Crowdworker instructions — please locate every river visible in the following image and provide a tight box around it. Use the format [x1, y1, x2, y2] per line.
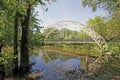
[4, 44, 120, 80]
[3, 44, 97, 80]
[29, 46, 96, 80]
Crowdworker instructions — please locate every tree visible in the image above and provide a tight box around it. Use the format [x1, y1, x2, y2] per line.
[19, 0, 56, 74]
[82, 0, 120, 41]
[87, 16, 108, 39]
[0, 0, 56, 75]
[82, 0, 120, 13]
[13, 0, 20, 75]
[106, 11, 120, 41]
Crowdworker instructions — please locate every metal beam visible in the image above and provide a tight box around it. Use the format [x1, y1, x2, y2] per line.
[44, 21, 108, 51]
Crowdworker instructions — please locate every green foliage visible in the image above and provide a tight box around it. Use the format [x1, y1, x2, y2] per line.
[87, 16, 120, 54]
[107, 42, 120, 54]
[87, 15, 120, 42]
[0, 0, 17, 45]
[29, 32, 45, 47]
[45, 28, 91, 40]
[90, 55, 120, 79]
[82, 0, 120, 41]
[77, 31, 91, 39]
[48, 29, 59, 40]
[0, 0, 56, 46]
[82, 0, 120, 13]
[0, 52, 14, 65]
[106, 11, 120, 40]
[87, 16, 108, 39]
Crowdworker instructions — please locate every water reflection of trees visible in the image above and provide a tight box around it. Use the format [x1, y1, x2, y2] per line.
[42, 50, 81, 62]
[45, 44, 101, 57]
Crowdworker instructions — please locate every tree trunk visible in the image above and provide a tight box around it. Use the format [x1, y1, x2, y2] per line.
[13, 12, 19, 75]
[0, 39, 5, 79]
[20, 6, 31, 74]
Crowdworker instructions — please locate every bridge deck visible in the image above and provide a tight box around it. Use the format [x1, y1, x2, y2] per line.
[43, 40, 95, 44]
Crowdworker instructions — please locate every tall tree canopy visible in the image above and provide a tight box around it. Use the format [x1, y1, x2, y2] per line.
[82, 0, 120, 13]
[0, 0, 56, 75]
[82, 0, 120, 42]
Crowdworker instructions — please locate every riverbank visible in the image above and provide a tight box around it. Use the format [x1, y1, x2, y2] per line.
[43, 44, 101, 58]
[85, 54, 120, 80]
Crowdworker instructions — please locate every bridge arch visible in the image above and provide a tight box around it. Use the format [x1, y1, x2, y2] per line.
[44, 21, 107, 51]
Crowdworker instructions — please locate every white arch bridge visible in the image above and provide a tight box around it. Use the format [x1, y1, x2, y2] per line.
[43, 21, 108, 51]
[42, 21, 111, 74]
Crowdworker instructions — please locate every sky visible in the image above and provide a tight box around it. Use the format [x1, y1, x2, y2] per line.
[35, 0, 107, 28]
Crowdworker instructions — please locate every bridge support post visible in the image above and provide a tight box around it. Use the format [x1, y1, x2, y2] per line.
[85, 54, 89, 72]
